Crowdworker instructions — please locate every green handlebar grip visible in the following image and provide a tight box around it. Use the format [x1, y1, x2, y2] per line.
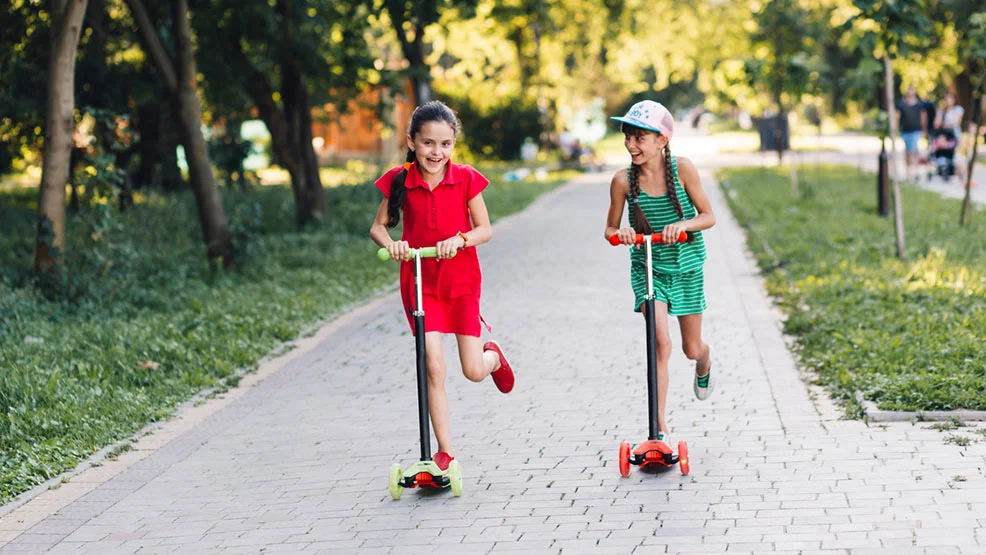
[376, 246, 445, 261]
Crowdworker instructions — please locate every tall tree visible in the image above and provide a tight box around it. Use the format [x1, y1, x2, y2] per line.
[123, 0, 232, 263]
[959, 13, 986, 226]
[378, 0, 479, 105]
[34, 0, 89, 273]
[929, 1, 986, 116]
[194, 0, 374, 227]
[847, 0, 932, 258]
[749, 0, 816, 163]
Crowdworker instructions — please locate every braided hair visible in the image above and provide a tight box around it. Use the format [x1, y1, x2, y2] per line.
[662, 143, 694, 243]
[627, 163, 654, 235]
[385, 101, 462, 228]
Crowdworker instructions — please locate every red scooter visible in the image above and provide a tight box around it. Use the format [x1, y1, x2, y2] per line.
[608, 232, 690, 477]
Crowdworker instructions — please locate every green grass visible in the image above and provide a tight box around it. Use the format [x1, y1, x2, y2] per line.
[718, 165, 986, 417]
[0, 163, 576, 504]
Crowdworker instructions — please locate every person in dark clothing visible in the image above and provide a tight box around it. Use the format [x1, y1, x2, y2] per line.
[895, 86, 928, 181]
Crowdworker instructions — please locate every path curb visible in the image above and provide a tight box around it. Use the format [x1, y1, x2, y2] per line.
[857, 392, 986, 422]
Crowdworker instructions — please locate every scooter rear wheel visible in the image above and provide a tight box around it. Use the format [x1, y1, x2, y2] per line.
[618, 442, 631, 477]
[677, 441, 690, 476]
[388, 463, 404, 500]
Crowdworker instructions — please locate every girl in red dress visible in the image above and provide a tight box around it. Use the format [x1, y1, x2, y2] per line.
[369, 101, 516, 471]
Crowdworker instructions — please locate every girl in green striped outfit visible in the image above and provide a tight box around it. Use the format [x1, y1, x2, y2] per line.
[604, 100, 717, 447]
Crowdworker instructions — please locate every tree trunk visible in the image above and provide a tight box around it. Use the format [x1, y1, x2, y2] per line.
[282, 73, 325, 226]
[35, 0, 88, 273]
[884, 56, 906, 259]
[133, 100, 184, 191]
[960, 74, 986, 226]
[408, 30, 432, 105]
[955, 70, 973, 127]
[385, 1, 432, 105]
[277, 0, 326, 227]
[773, 8, 785, 165]
[124, 0, 231, 264]
[170, 0, 231, 262]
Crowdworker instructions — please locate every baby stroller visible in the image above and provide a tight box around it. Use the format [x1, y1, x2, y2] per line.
[927, 128, 957, 181]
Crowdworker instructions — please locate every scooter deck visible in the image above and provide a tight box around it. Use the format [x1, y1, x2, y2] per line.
[631, 439, 678, 467]
[400, 460, 450, 489]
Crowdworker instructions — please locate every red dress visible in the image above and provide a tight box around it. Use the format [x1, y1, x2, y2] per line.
[375, 162, 489, 337]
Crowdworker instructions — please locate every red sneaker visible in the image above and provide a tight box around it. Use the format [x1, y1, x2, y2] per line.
[432, 451, 454, 472]
[484, 340, 515, 394]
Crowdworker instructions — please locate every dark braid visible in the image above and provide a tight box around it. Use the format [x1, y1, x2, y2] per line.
[385, 100, 462, 228]
[662, 143, 695, 243]
[627, 164, 654, 234]
[385, 149, 416, 228]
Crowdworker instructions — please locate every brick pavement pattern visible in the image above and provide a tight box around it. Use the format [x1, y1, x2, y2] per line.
[2, 168, 985, 554]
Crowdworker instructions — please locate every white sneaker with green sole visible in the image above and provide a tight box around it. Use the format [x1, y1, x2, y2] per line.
[693, 364, 715, 401]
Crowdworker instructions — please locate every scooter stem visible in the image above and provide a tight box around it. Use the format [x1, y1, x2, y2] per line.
[412, 249, 431, 461]
[643, 236, 660, 440]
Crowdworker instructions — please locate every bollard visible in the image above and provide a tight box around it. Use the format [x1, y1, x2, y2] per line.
[877, 140, 889, 217]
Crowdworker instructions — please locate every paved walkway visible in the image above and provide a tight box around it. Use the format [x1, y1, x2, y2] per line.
[1, 156, 985, 554]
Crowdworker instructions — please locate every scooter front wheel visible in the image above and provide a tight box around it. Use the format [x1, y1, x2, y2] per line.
[388, 463, 404, 500]
[619, 442, 631, 477]
[677, 441, 690, 476]
[448, 460, 463, 496]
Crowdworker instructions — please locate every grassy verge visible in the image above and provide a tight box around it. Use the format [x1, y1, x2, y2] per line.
[0, 163, 577, 505]
[717, 165, 986, 417]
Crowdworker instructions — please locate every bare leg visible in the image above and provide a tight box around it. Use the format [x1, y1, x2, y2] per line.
[424, 332, 453, 456]
[455, 334, 500, 383]
[643, 302, 673, 436]
[678, 313, 711, 376]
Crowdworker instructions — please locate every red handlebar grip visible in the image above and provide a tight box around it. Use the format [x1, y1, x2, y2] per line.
[608, 232, 689, 245]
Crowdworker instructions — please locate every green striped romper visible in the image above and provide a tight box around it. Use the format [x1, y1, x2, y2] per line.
[628, 156, 708, 315]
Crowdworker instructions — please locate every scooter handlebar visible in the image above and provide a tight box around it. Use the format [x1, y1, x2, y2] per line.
[376, 246, 448, 261]
[608, 232, 688, 246]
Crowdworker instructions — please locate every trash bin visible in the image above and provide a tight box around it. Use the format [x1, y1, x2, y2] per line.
[757, 114, 790, 152]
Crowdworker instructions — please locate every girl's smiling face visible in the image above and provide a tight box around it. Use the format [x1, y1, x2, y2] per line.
[623, 126, 666, 165]
[408, 121, 457, 177]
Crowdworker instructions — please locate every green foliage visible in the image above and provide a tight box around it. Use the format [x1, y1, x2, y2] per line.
[748, 0, 819, 109]
[193, 0, 376, 110]
[719, 164, 986, 415]
[0, 163, 572, 504]
[440, 91, 544, 160]
[846, 0, 933, 59]
[207, 122, 257, 190]
[0, 1, 50, 164]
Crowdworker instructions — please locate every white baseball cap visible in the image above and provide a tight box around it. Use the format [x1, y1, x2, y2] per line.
[611, 100, 674, 140]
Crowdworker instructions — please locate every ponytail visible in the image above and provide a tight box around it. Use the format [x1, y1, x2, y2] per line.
[386, 150, 416, 228]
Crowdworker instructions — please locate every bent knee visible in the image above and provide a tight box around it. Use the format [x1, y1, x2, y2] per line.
[682, 341, 706, 361]
[461, 364, 486, 383]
